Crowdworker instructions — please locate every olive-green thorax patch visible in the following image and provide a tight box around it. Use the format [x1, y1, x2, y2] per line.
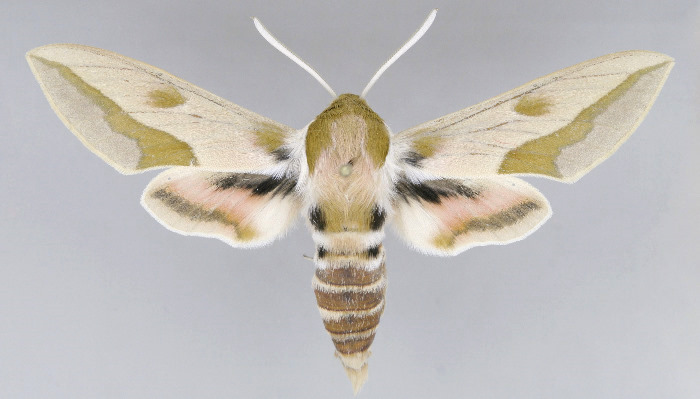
[306, 94, 390, 174]
[148, 86, 186, 108]
[514, 94, 552, 116]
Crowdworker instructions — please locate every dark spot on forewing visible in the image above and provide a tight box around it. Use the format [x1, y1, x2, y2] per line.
[402, 151, 425, 167]
[271, 147, 291, 161]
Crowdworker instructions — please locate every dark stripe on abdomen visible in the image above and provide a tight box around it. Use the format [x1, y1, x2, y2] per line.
[312, 246, 387, 357]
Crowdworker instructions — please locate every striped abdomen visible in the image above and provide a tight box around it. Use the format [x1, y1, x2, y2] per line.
[312, 239, 387, 393]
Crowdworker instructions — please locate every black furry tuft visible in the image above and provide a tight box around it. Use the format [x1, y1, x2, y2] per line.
[309, 206, 326, 231]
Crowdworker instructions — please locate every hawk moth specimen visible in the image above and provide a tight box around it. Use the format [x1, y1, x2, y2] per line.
[27, 10, 672, 394]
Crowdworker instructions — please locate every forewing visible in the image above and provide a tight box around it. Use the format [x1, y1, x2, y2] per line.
[142, 168, 302, 247]
[393, 51, 673, 183]
[392, 176, 551, 256]
[27, 44, 297, 174]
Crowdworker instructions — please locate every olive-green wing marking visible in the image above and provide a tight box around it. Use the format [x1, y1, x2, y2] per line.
[27, 44, 297, 175]
[394, 51, 673, 183]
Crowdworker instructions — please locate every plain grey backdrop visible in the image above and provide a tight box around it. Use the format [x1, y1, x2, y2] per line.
[2, 1, 699, 398]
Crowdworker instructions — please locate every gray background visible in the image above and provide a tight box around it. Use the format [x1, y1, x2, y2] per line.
[2, 1, 699, 398]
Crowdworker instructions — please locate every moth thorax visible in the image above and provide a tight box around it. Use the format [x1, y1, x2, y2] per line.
[305, 94, 390, 234]
[305, 94, 389, 176]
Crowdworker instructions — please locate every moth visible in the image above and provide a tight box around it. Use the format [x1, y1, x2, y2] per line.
[27, 9, 672, 394]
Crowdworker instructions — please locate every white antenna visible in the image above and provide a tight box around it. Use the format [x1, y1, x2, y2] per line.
[253, 17, 337, 98]
[361, 9, 437, 99]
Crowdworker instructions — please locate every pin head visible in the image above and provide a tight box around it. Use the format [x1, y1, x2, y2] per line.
[339, 163, 353, 176]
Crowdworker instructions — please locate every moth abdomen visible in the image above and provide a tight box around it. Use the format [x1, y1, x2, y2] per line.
[312, 241, 387, 392]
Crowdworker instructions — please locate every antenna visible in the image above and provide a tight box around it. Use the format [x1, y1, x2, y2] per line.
[253, 17, 337, 98]
[361, 9, 437, 99]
